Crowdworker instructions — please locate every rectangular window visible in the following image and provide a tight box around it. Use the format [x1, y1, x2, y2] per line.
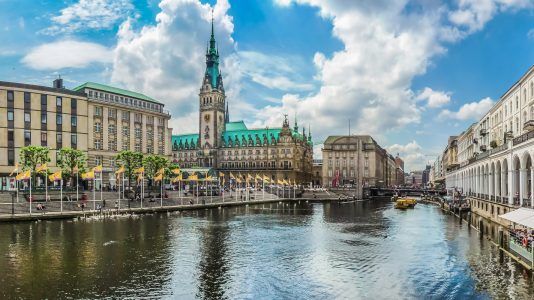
[8, 149, 15, 166]
[71, 98, 77, 109]
[94, 106, 102, 116]
[41, 113, 47, 124]
[7, 130, 14, 146]
[56, 96, 62, 107]
[56, 114, 62, 125]
[57, 132, 62, 144]
[88, 90, 93, 98]
[7, 111, 14, 121]
[71, 116, 77, 127]
[71, 134, 77, 146]
[122, 111, 130, 121]
[24, 92, 30, 104]
[7, 91, 14, 102]
[24, 112, 31, 123]
[24, 130, 31, 145]
[41, 132, 47, 145]
[41, 94, 47, 106]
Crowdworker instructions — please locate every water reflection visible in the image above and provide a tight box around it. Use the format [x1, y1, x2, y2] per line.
[1, 200, 534, 299]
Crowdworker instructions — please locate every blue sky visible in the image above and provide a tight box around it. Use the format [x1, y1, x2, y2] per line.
[0, 0, 533, 171]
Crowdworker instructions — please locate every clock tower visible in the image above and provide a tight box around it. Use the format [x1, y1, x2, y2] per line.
[198, 17, 226, 167]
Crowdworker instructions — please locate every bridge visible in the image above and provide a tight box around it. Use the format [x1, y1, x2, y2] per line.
[365, 187, 447, 197]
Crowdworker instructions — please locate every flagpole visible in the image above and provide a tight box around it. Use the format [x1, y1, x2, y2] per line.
[45, 171, 48, 202]
[196, 179, 199, 204]
[263, 177, 265, 201]
[121, 172, 124, 210]
[16, 169, 19, 203]
[93, 176, 96, 210]
[222, 178, 225, 203]
[60, 179, 63, 213]
[160, 176, 163, 207]
[100, 171, 103, 207]
[29, 173, 32, 216]
[141, 173, 144, 209]
[76, 171, 79, 202]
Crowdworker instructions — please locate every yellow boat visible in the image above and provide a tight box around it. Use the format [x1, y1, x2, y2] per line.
[395, 197, 417, 209]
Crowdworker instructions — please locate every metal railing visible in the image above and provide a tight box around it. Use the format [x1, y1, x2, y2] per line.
[513, 130, 534, 146]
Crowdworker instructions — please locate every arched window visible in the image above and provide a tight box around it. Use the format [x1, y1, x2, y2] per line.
[531, 106, 534, 120]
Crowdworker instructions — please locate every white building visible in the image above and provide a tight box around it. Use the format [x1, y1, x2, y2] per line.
[446, 65, 534, 207]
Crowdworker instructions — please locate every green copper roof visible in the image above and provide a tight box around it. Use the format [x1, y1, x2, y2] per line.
[72, 82, 162, 104]
[172, 121, 312, 149]
[225, 121, 248, 131]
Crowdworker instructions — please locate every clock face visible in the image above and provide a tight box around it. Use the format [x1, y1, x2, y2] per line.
[204, 114, 210, 122]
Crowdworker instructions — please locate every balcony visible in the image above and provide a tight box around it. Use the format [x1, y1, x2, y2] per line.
[523, 120, 534, 132]
[479, 128, 487, 136]
[473, 138, 478, 144]
[513, 130, 534, 146]
[480, 145, 487, 152]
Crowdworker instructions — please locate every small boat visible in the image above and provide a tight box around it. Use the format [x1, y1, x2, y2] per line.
[395, 197, 417, 209]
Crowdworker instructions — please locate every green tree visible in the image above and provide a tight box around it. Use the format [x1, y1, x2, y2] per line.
[19, 146, 50, 186]
[116, 150, 144, 194]
[143, 155, 169, 189]
[57, 148, 87, 188]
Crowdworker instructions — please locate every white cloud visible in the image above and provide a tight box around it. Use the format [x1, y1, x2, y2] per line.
[448, 0, 533, 35]
[416, 87, 451, 108]
[528, 28, 534, 39]
[42, 0, 134, 35]
[439, 97, 494, 120]
[387, 140, 427, 172]
[235, 51, 316, 92]
[111, 0, 236, 134]
[22, 40, 112, 70]
[274, 0, 293, 7]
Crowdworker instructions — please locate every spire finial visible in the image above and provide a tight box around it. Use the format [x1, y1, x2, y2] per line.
[211, 9, 214, 38]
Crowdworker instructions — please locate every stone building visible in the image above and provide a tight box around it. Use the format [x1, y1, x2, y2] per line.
[321, 135, 396, 191]
[0, 79, 89, 190]
[73, 82, 173, 188]
[445, 65, 534, 207]
[171, 22, 314, 183]
[0, 77, 173, 190]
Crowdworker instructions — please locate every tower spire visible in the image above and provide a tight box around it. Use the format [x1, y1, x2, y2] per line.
[294, 112, 298, 132]
[225, 101, 229, 123]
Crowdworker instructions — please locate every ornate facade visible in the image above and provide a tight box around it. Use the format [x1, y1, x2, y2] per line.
[171, 22, 314, 183]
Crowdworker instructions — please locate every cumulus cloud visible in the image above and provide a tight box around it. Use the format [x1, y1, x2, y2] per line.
[42, 0, 134, 35]
[234, 51, 316, 91]
[22, 40, 112, 70]
[416, 87, 451, 108]
[528, 28, 534, 39]
[111, 0, 236, 134]
[387, 140, 427, 172]
[439, 97, 494, 120]
[448, 0, 533, 35]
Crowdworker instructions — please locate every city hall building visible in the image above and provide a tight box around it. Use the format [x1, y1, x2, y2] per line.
[171, 24, 314, 183]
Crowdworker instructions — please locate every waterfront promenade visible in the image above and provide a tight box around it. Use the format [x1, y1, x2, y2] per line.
[0, 189, 346, 222]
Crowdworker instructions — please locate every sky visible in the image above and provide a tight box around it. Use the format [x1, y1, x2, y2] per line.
[0, 0, 533, 172]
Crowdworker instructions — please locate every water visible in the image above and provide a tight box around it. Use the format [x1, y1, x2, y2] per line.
[0, 199, 533, 299]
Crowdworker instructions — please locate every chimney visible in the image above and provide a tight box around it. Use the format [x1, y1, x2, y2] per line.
[53, 75, 64, 89]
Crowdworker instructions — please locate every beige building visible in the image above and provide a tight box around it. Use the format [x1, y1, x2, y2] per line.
[321, 135, 397, 191]
[73, 82, 172, 188]
[0, 79, 89, 189]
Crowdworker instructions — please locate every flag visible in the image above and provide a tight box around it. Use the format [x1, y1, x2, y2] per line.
[172, 173, 182, 183]
[156, 168, 165, 176]
[172, 168, 181, 175]
[219, 171, 225, 178]
[49, 171, 62, 182]
[36, 163, 48, 173]
[16, 170, 30, 181]
[236, 177, 242, 184]
[154, 173, 163, 182]
[189, 173, 198, 181]
[134, 166, 144, 174]
[137, 173, 144, 184]
[206, 175, 213, 181]
[81, 170, 95, 180]
[283, 179, 288, 185]
[229, 172, 235, 179]
[256, 174, 262, 180]
[9, 163, 18, 176]
[263, 175, 270, 182]
[92, 165, 103, 173]
[115, 165, 125, 175]
[277, 179, 283, 185]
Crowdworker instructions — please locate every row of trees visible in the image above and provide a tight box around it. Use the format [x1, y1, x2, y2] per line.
[16, 146, 174, 191]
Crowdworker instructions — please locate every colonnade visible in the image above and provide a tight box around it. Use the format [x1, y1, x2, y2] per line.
[447, 151, 534, 208]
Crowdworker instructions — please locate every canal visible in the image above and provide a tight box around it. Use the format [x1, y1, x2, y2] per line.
[0, 199, 533, 299]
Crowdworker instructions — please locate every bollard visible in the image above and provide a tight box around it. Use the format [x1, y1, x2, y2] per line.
[498, 226, 504, 248]
[468, 212, 471, 227]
